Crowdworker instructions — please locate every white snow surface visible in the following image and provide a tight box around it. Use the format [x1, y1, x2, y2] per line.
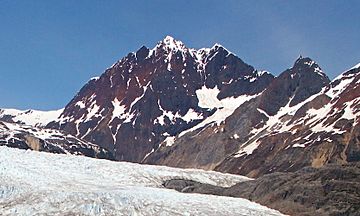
[182, 108, 203, 123]
[179, 86, 259, 137]
[163, 136, 176, 147]
[111, 98, 127, 121]
[0, 108, 63, 127]
[0, 146, 284, 216]
[196, 86, 223, 109]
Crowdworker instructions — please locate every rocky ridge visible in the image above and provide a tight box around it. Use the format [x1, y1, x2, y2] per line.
[0, 121, 113, 159]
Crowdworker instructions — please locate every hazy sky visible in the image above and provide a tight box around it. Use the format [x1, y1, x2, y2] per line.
[1, 0, 359, 110]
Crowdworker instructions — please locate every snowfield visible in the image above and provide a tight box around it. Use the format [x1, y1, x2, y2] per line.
[0, 147, 284, 216]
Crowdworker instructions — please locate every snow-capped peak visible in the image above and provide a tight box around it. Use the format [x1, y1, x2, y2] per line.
[144, 36, 237, 66]
[294, 56, 311, 65]
[162, 35, 182, 45]
[292, 56, 327, 77]
[211, 43, 232, 55]
[146, 36, 188, 59]
[293, 56, 318, 68]
[159, 35, 187, 52]
[257, 70, 271, 76]
[211, 43, 225, 50]
[296, 54, 303, 60]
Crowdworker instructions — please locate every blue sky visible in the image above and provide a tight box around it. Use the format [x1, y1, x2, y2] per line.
[1, 0, 359, 110]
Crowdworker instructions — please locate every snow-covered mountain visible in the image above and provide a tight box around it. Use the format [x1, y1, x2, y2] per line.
[0, 108, 63, 127]
[47, 36, 274, 162]
[0, 121, 113, 159]
[0, 146, 284, 216]
[146, 58, 360, 177]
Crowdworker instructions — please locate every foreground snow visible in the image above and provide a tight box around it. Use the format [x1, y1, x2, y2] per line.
[0, 147, 284, 216]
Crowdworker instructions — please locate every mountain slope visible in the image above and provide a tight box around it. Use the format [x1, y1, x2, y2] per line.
[146, 59, 360, 177]
[0, 146, 284, 216]
[0, 121, 113, 159]
[215, 62, 360, 177]
[47, 36, 274, 162]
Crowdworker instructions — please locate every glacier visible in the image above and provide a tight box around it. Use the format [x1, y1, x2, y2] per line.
[0, 146, 284, 216]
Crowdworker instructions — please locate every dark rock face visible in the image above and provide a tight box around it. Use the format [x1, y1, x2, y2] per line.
[258, 56, 330, 115]
[47, 36, 273, 162]
[0, 121, 114, 159]
[163, 162, 360, 216]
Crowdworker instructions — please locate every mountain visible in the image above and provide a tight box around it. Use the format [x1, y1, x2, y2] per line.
[0, 146, 284, 216]
[0, 121, 113, 159]
[146, 59, 360, 177]
[47, 36, 274, 162]
[0, 108, 63, 127]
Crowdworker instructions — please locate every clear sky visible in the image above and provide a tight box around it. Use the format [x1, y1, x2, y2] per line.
[1, 0, 359, 110]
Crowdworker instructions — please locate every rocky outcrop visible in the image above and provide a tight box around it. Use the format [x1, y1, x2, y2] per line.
[164, 162, 360, 216]
[0, 121, 114, 159]
[23, 135, 42, 151]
